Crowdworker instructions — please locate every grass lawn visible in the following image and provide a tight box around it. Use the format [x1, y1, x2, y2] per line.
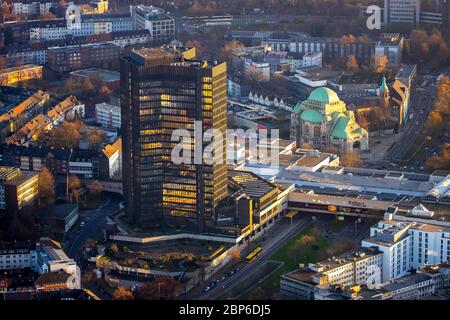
[241, 224, 330, 299]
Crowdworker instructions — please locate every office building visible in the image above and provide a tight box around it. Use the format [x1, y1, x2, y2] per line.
[0, 141, 121, 180]
[263, 33, 374, 64]
[38, 204, 79, 236]
[0, 64, 43, 86]
[120, 46, 228, 232]
[46, 43, 120, 72]
[0, 166, 39, 212]
[130, 5, 175, 41]
[0, 90, 49, 139]
[384, 0, 421, 24]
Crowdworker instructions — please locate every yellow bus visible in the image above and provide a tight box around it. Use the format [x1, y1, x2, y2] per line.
[246, 247, 263, 262]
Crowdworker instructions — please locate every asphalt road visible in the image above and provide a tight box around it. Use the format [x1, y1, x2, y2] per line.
[384, 83, 436, 163]
[66, 197, 120, 260]
[196, 215, 311, 300]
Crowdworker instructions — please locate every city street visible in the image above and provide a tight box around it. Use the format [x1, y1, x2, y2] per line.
[195, 215, 312, 300]
[383, 79, 437, 164]
[65, 196, 121, 260]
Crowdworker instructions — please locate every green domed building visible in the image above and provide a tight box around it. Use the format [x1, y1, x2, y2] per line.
[291, 87, 369, 152]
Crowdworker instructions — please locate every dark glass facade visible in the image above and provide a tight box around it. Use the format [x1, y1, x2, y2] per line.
[120, 47, 228, 232]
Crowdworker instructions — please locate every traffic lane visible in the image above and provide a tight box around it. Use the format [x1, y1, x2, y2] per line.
[68, 211, 104, 259]
[385, 87, 435, 161]
[198, 216, 311, 300]
[384, 94, 424, 160]
[207, 218, 310, 299]
[67, 198, 119, 259]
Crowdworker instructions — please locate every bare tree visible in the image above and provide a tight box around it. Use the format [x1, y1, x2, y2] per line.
[340, 150, 362, 167]
[47, 120, 85, 148]
[90, 180, 103, 203]
[228, 247, 241, 266]
[113, 288, 134, 300]
[346, 55, 359, 71]
[87, 128, 105, 149]
[68, 175, 82, 203]
[38, 167, 55, 206]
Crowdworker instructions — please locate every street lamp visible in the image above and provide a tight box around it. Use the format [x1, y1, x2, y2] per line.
[66, 148, 73, 202]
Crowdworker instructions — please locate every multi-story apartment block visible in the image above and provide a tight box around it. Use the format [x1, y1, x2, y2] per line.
[0, 144, 68, 174]
[120, 46, 228, 231]
[29, 19, 68, 41]
[280, 247, 383, 300]
[0, 64, 43, 86]
[95, 102, 121, 129]
[4, 95, 84, 146]
[0, 90, 49, 139]
[2, 49, 46, 66]
[11, 1, 54, 15]
[5, 113, 53, 145]
[46, 96, 85, 126]
[46, 43, 120, 72]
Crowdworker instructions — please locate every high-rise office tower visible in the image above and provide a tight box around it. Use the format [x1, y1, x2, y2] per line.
[120, 46, 228, 233]
[384, 0, 421, 24]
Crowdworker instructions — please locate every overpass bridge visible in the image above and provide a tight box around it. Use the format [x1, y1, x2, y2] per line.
[287, 190, 397, 219]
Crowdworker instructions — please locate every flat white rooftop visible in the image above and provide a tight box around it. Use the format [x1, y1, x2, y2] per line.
[275, 169, 438, 197]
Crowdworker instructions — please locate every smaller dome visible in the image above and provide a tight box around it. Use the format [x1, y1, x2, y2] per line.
[300, 109, 323, 123]
[308, 87, 340, 104]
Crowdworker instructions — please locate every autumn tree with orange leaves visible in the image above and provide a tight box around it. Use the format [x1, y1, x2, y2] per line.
[113, 288, 134, 300]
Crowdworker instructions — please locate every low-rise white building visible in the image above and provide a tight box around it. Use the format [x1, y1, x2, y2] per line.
[248, 92, 292, 111]
[12, 1, 53, 15]
[0, 238, 80, 290]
